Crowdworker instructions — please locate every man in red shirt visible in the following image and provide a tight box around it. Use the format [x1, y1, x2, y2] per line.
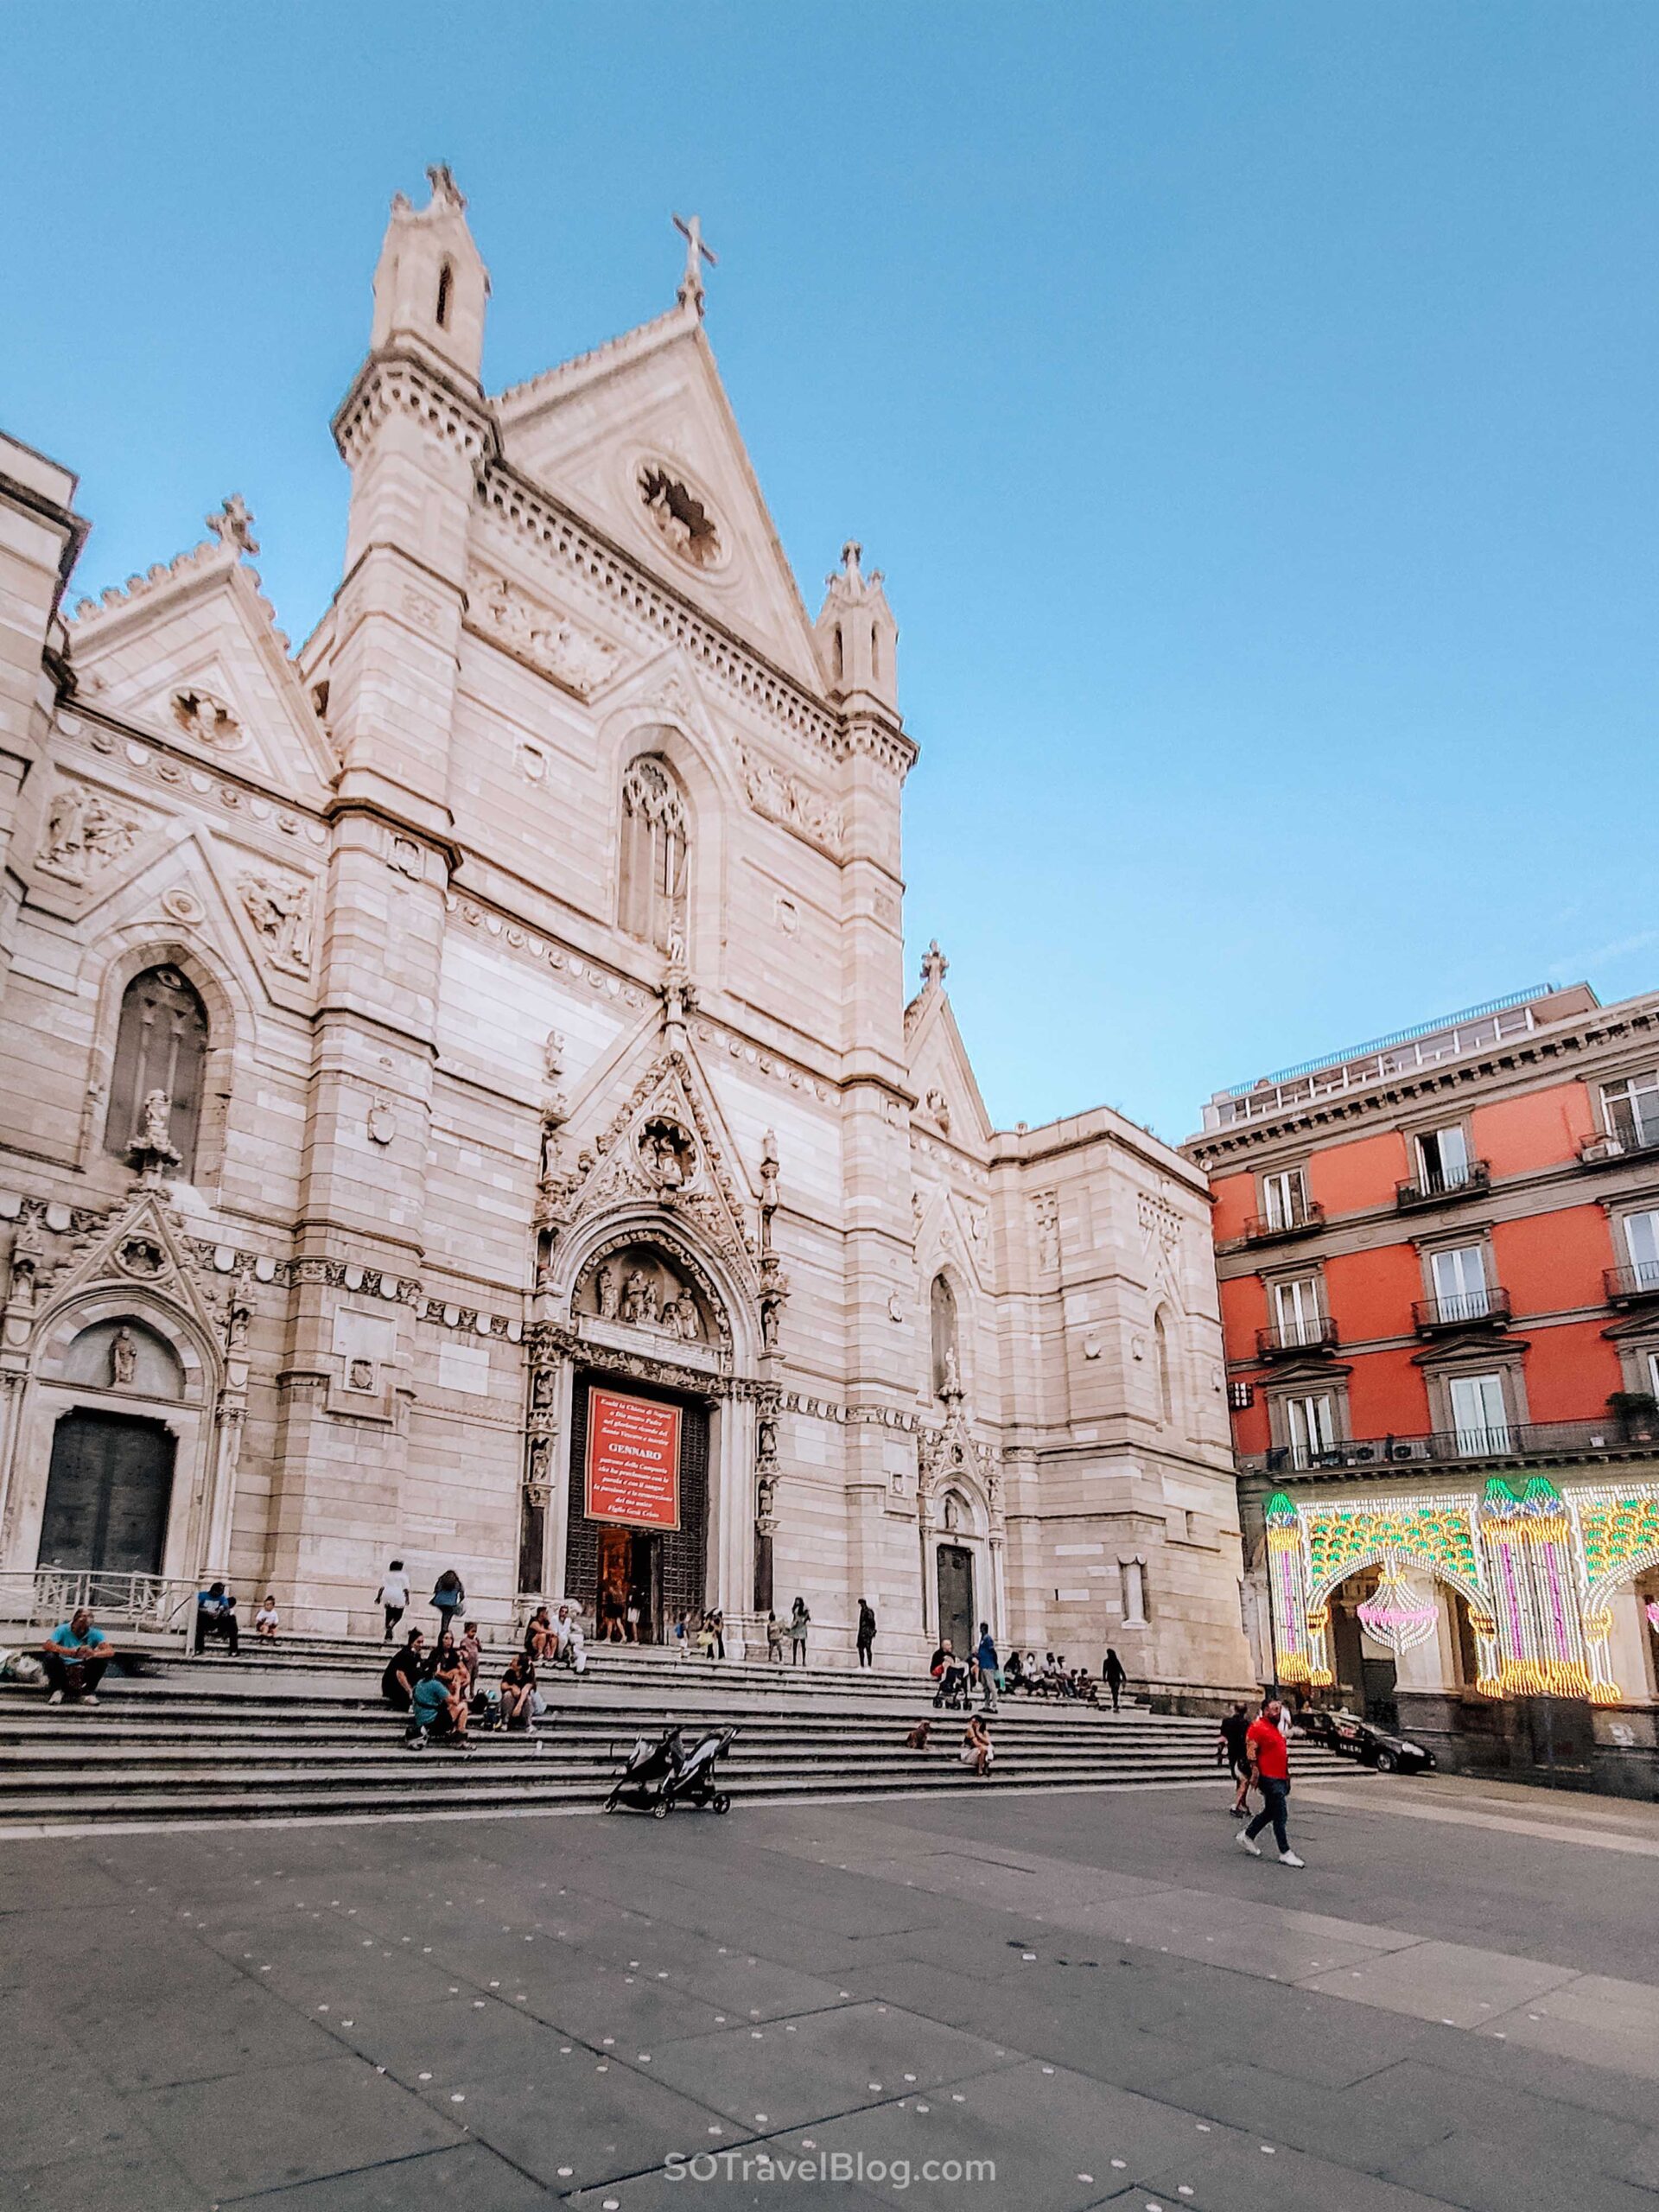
[1236, 1696, 1305, 1867]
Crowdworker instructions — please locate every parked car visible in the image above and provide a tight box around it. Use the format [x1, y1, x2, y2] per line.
[1293, 1706, 1435, 1774]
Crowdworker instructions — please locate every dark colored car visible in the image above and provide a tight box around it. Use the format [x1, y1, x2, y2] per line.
[1293, 1706, 1435, 1774]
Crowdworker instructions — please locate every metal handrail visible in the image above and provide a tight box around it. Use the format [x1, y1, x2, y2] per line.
[1605, 1264, 1659, 1306]
[1396, 1162, 1491, 1209]
[1255, 1316, 1340, 1358]
[0, 1568, 200, 1632]
[1242, 1412, 1659, 1476]
[1412, 1288, 1511, 1332]
[1243, 1202, 1325, 1243]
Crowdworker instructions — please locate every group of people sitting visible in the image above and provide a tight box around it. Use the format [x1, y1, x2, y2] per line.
[379, 1604, 591, 1748]
[1006, 1650, 1104, 1704]
[191, 1582, 281, 1656]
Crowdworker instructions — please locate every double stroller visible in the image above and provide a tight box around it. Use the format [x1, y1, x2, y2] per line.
[604, 1724, 738, 1818]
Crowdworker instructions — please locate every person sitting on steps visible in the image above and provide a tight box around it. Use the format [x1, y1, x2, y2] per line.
[498, 1650, 537, 1730]
[960, 1713, 995, 1778]
[193, 1581, 239, 1657]
[380, 1629, 424, 1711]
[41, 1609, 111, 1707]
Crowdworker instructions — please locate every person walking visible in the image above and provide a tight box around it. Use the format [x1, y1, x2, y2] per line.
[765, 1609, 784, 1662]
[1218, 1701, 1253, 1817]
[378, 1560, 410, 1641]
[1103, 1646, 1128, 1713]
[788, 1595, 810, 1666]
[855, 1598, 876, 1669]
[1236, 1696, 1304, 1867]
[431, 1568, 465, 1643]
[974, 1622, 999, 1712]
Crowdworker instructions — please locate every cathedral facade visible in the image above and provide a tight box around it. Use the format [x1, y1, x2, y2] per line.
[0, 171, 1248, 1688]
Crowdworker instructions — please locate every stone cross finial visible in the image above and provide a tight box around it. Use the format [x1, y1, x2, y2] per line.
[206, 495, 258, 557]
[426, 162, 466, 210]
[673, 213, 718, 314]
[921, 940, 949, 991]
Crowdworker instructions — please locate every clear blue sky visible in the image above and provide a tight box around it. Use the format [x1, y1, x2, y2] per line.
[6, 4, 1656, 1141]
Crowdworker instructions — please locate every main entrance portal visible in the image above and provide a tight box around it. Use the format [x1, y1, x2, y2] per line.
[566, 1375, 708, 1643]
[937, 1542, 976, 1662]
[38, 1410, 175, 1579]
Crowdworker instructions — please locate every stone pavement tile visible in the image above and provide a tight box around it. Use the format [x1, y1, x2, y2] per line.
[1476, 1971, 1659, 2080]
[1081, 1888, 1415, 1981]
[1408, 2018, 1659, 2126]
[67, 1974, 334, 2091]
[0, 1860, 130, 1916]
[517, 1958, 728, 2045]
[310, 1987, 554, 2087]
[1135, 2135, 1459, 2212]
[429, 2051, 732, 2191]
[1296, 1937, 1580, 2027]
[563, 2144, 894, 2211]
[613, 1927, 851, 2022]
[0, 2068, 152, 2171]
[764, 2057, 1239, 2212]
[1388, 2129, 1659, 2212]
[1153, 2057, 1459, 2176]
[1613, 2132, 1659, 2192]
[644, 1999, 1016, 2132]
[210, 1927, 466, 2016]
[1368, 2057, 1646, 2176]
[132, 2050, 465, 2196]
[1134, 1972, 1440, 2087]
[216, 2142, 556, 2210]
[7, 2143, 204, 2212]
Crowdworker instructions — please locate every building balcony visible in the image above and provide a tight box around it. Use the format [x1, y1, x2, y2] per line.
[1578, 1128, 1659, 1169]
[1241, 1201, 1325, 1247]
[1411, 1287, 1511, 1336]
[1242, 1409, 1659, 1478]
[1395, 1161, 1491, 1211]
[1605, 1264, 1659, 1310]
[1255, 1315, 1341, 1362]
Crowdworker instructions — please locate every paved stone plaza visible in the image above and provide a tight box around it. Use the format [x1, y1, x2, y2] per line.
[7, 1773, 1659, 2211]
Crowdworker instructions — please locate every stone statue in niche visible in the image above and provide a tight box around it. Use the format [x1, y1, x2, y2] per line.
[128, 1091, 181, 1180]
[638, 1116, 696, 1189]
[620, 1268, 658, 1327]
[110, 1327, 137, 1388]
[660, 1292, 701, 1343]
[531, 1367, 556, 1411]
[594, 1263, 620, 1321]
[543, 1030, 565, 1082]
[238, 871, 313, 969]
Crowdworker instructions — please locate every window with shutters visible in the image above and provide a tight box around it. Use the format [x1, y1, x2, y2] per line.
[104, 967, 208, 1179]
[617, 757, 689, 950]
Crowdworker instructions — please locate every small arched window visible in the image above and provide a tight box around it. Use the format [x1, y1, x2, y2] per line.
[618, 755, 689, 951]
[1154, 1310, 1174, 1426]
[105, 965, 208, 1179]
[831, 625, 844, 682]
[930, 1273, 958, 1396]
[435, 261, 454, 330]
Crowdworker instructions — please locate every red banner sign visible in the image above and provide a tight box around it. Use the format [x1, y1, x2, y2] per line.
[585, 1388, 682, 1530]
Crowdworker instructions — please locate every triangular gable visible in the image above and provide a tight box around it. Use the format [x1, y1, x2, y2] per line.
[66, 537, 335, 801]
[495, 309, 824, 691]
[45, 1184, 226, 1346]
[906, 986, 995, 1150]
[539, 1028, 760, 1290]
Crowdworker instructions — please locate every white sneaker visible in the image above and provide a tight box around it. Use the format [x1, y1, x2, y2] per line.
[82, 1694, 99, 1707]
[1235, 1830, 1261, 1857]
[47, 1690, 63, 1707]
[1279, 1851, 1305, 1868]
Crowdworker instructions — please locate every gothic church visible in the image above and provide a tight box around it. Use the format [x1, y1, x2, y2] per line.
[0, 169, 1247, 1686]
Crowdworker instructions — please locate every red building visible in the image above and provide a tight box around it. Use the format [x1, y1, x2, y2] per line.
[1184, 983, 1659, 1764]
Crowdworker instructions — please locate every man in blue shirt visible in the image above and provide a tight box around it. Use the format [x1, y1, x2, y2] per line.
[194, 1580, 240, 1656]
[41, 1609, 111, 1705]
[975, 1622, 1000, 1713]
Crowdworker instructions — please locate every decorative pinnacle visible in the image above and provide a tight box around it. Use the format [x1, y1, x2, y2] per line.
[920, 940, 948, 991]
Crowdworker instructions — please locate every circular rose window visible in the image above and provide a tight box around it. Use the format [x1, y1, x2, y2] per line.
[637, 461, 722, 570]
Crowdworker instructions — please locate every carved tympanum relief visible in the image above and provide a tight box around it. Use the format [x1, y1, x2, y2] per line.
[40, 782, 141, 881]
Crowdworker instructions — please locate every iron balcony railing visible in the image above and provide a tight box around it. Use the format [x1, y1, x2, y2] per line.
[1242, 1200, 1325, 1246]
[1605, 1263, 1659, 1308]
[1255, 1315, 1341, 1361]
[1412, 1287, 1511, 1334]
[1395, 1160, 1491, 1211]
[0, 1568, 199, 1632]
[1241, 1412, 1659, 1477]
[1579, 1126, 1659, 1168]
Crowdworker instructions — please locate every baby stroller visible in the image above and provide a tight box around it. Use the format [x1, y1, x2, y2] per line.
[604, 1726, 685, 1816]
[932, 1662, 970, 1711]
[662, 1726, 737, 1815]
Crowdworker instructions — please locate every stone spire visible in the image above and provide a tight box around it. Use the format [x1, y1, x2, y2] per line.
[369, 163, 491, 389]
[815, 539, 899, 709]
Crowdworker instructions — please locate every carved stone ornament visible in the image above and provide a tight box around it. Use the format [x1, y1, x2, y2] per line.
[925, 1087, 952, 1135]
[109, 1327, 137, 1386]
[733, 740, 844, 855]
[238, 870, 313, 970]
[347, 1357, 375, 1391]
[40, 781, 141, 881]
[171, 688, 244, 750]
[115, 1235, 167, 1280]
[160, 887, 206, 925]
[637, 1115, 697, 1191]
[637, 460, 722, 570]
[128, 1090, 182, 1181]
[366, 1098, 397, 1147]
[473, 570, 621, 698]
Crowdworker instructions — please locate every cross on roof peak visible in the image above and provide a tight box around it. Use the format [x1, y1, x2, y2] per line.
[673, 213, 717, 315]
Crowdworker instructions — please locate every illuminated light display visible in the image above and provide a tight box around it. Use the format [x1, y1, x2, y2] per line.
[1262, 1477, 1659, 1706]
[1356, 1554, 1440, 1656]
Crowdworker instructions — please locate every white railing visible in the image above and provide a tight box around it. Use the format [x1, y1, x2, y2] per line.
[0, 1568, 198, 1632]
[1209, 1002, 1539, 1129]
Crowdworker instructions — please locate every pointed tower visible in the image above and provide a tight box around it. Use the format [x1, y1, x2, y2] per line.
[368, 163, 490, 391]
[815, 541, 899, 711]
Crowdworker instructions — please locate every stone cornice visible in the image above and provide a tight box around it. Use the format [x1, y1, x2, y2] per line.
[332, 351, 499, 474]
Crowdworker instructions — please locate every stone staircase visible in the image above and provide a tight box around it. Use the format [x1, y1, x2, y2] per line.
[0, 1635, 1349, 1832]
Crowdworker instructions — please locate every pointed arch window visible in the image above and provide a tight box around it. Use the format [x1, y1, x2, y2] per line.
[930, 1273, 958, 1397]
[105, 966, 208, 1179]
[435, 261, 454, 330]
[618, 755, 689, 951]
